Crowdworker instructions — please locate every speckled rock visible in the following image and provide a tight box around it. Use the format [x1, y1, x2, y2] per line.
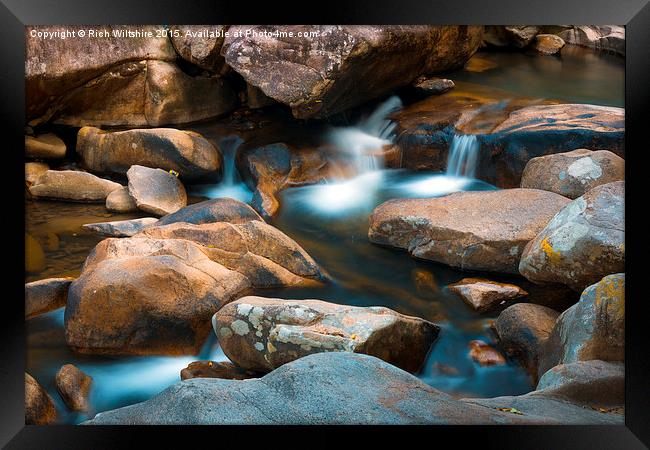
[412, 76, 455, 95]
[369, 189, 571, 273]
[180, 361, 260, 381]
[553, 26, 624, 56]
[82, 217, 159, 237]
[25, 133, 67, 159]
[519, 181, 624, 291]
[538, 274, 624, 377]
[105, 186, 138, 213]
[169, 25, 229, 73]
[448, 278, 528, 312]
[127, 165, 187, 216]
[25, 162, 50, 186]
[25, 277, 73, 319]
[532, 34, 565, 55]
[157, 198, 262, 226]
[520, 149, 624, 199]
[55, 364, 93, 411]
[29, 170, 122, 202]
[468, 340, 506, 366]
[25, 373, 57, 425]
[213, 296, 439, 373]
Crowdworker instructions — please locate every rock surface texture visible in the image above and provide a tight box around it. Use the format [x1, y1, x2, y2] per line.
[126, 165, 188, 216]
[82, 218, 159, 237]
[29, 170, 122, 202]
[448, 278, 528, 312]
[25, 277, 74, 319]
[55, 364, 93, 411]
[25, 373, 57, 425]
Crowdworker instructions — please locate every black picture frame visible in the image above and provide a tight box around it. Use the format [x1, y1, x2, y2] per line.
[2, 0, 648, 447]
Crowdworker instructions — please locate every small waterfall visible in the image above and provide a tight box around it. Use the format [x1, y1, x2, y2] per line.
[219, 135, 244, 186]
[446, 134, 479, 178]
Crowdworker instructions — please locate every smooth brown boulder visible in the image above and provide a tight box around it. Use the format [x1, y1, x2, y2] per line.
[520, 149, 624, 199]
[369, 189, 571, 273]
[532, 34, 565, 55]
[127, 165, 187, 216]
[82, 217, 159, 238]
[222, 25, 482, 119]
[29, 170, 122, 202]
[25, 162, 50, 186]
[77, 127, 222, 183]
[105, 186, 138, 213]
[55, 364, 93, 411]
[25, 277, 73, 319]
[25, 373, 57, 425]
[213, 296, 439, 373]
[157, 197, 262, 226]
[448, 278, 528, 312]
[25, 133, 66, 159]
[169, 25, 229, 73]
[180, 361, 260, 381]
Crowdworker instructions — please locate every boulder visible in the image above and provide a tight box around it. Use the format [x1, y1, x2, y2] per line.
[25, 373, 57, 425]
[25, 277, 73, 319]
[28, 170, 122, 202]
[246, 84, 276, 109]
[77, 127, 222, 183]
[180, 361, 260, 381]
[157, 198, 262, 226]
[222, 26, 483, 119]
[520, 149, 624, 199]
[412, 76, 455, 95]
[83, 352, 619, 425]
[504, 26, 541, 48]
[495, 303, 559, 377]
[82, 217, 159, 238]
[127, 165, 187, 216]
[213, 296, 439, 373]
[368, 189, 571, 273]
[25, 162, 49, 186]
[25, 233, 45, 273]
[552, 26, 625, 56]
[55, 364, 93, 411]
[105, 186, 138, 213]
[519, 181, 624, 291]
[468, 340, 506, 366]
[169, 25, 229, 73]
[25, 133, 66, 159]
[532, 34, 565, 55]
[448, 278, 528, 312]
[538, 274, 624, 377]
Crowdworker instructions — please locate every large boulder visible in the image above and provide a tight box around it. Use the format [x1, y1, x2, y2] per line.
[447, 278, 528, 312]
[519, 181, 624, 291]
[520, 149, 624, 199]
[28, 170, 122, 202]
[538, 274, 624, 377]
[532, 34, 565, 55]
[25, 277, 73, 319]
[83, 352, 619, 425]
[55, 364, 93, 412]
[368, 189, 571, 273]
[157, 198, 263, 226]
[169, 25, 229, 73]
[222, 26, 483, 119]
[127, 165, 187, 216]
[25, 133, 67, 159]
[213, 296, 439, 373]
[25, 373, 57, 425]
[82, 217, 159, 238]
[551, 26, 625, 56]
[77, 127, 223, 183]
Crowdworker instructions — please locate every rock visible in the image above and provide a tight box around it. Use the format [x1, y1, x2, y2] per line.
[246, 84, 276, 109]
[157, 198, 262, 226]
[25, 233, 46, 273]
[532, 34, 565, 55]
[520, 149, 624, 199]
[25, 373, 57, 425]
[127, 165, 187, 216]
[495, 303, 559, 377]
[448, 278, 528, 312]
[552, 26, 625, 56]
[55, 364, 93, 411]
[222, 26, 483, 119]
[82, 217, 159, 237]
[369, 189, 571, 273]
[77, 127, 222, 183]
[169, 25, 229, 73]
[519, 181, 624, 291]
[504, 26, 541, 48]
[468, 340, 506, 366]
[538, 274, 624, 377]
[213, 296, 438, 373]
[25, 133, 66, 159]
[412, 76, 455, 95]
[105, 186, 138, 212]
[180, 361, 260, 381]
[83, 352, 618, 425]
[29, 170, 122, 202]
[25, 277, 73, 319]
[25, 162, 50, 186]
[536, 360, 624, 407]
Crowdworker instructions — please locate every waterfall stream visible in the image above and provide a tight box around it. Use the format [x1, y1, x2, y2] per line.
[446, 134, 479, 178]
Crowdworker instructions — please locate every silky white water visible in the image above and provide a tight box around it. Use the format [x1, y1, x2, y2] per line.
[446, 134, 479, 178]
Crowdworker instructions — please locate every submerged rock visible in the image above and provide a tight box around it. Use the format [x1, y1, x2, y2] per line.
[29, 170, 122, 202]
[157, 198, 262, 226]
[519, 181, 624, 291]
[213, 296, 439, 373]
[25, 133, 66, 159]
[127, 165, 187, 216]
[25, 277, 73, 319]
[520, 149, 624, 199]
[25, 373, 57, 425]
[468, 340, 506, 366]
[105, 186, 138, 213]
[55, 364, 93, 412]
[82, 217, 159, 237]
[180, 361, 260, 381]
[448, 278, 528, 312]
[532, 34, 565, 55]
[369, 189, 571, 273]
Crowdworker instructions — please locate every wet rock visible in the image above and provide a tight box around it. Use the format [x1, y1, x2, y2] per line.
[246, 84, 276, 109]
[448, 278, 528, 312]
[25, 373, 57, 425]
[169, 25, 229, 73]
[532, 34, 565, 55]
[157, 198, 262, 226]
[538, 274, 624, 377]
[369, 189, 571, 273]
[55, 364, 93, 411]
[519, 181, 624, 291]
[468, 340, 506, 366]
[552, 26, 624, 56]
[520, 149, 624, 199]
[222, 26, 483, 119]
[25, 133, 67, 159]
[29, 170, 122, 202]
[25, 233, 45, 273]
[127, 165, 187, 216]
[25, 277, 73, 319]
[504, 26, 541, 48]
[25, 162, 50, 186]
[82, 217, 159, 238]
[83, 352, 617, 425]
[180, 361, 260, 381]
[105, 186, 137, 213]
[213, 296, 438, 373]
[412, 76, 455, 95]
[77, 127, 222, 183]
[495, 303, 559, 377]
